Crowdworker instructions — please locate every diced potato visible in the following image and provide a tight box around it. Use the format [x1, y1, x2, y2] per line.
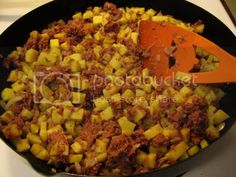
[25, 48, 38, 63]
[93, 6, 101, 14]
[173, 93, 185, 104]
[200, 139, 209, 149]
[21, 108, 33, 120]
[63, 107, 72, 119]
[30, 124, 39, 134]
[26, 132, 42, 145]
[149, 99, 160, 115]
[40, 84, 53, 100]
[93, 45, 102, 59]
[11, 81, 25, 92]
[136, 89, 146, 97]
[0, 110, 14, 123]
[152, 15, 169, 22]
[110, 93, 121, 103]
[72, 12, 82, 19]
[50, 39, 60, 48]
[164, 141, 189, 161]
[52, 109, 63, 124]
[180, 86, 193, 97]
[118, 117, 136, 135]
[162, 128, 179, 138]
[103, 84, 120, 97]
[122, 89, 134, 101]
[205, 90, 217, 103]
[69, 78, 80, 89]
[149, 145, 168, 154]
[30, 30, 39, 38]
[91, 114, 100, 123]
[214, 109, 229, 125]
[142, 68, 150, 77]
[93, 15, 103, 25]
[94, 31, 104, 41]
[69, 53, 82, 61]
[72, 92, 86, 104]
[77, 140, 88, 150]
[215, 89, 225, 100]
[39, 121, 47, 142]
[41, 33, 49, 38]
[206, 125, 220, 140]
[113, 43, 128, 56]
[47, 125, 63, 135]
[193, 23, 205, 33]
[130, 32, 139, 44]
[60, 42, 70, 50]
[70, 60, 80, 73]
[194, 85, 210, 97]
[1, 88, 15, 101]
[96, 152, 107, 162]
[208, 105, 217, 114]
[95, 139, 108, 153]
[30, 144, 49, 161]
[83, 10, 93, 19]
[54, 32, 66, 39]
[94, 97, 109, 111]
[145, 153, 156, 169]
[160, 118, 173, 129]
[146, 9, 156, 16]
[71, 142, 83, 153]
[22, 63, 33, 78]
[3, 124, 22, 138]
[188, 145, 200, 156]
[144, 124, 163, 140]
[50, 143, 69, 156]
[109, 57, 121, 70]
[70, 108, 84, 122]
[81, 79, 89, 90]
[7, 70, 18, 82]
[38, 115, 47, 123]
[180, 128, 190, 142]
[136, 151, 147, 165]
[179, 152, 189, 161]
[134, 109, 146, 123]
[100, 106, 114, 120]
[65, 120, 75, 135]
[140, 84, 152, 93]
[69, 154, 83, 163]
[118, 26, 131, 38]
[38, 51, 56, 67]
[13, 138, 31, 152]
[130, 7, 145, 14]
[141, 13, 150, 20]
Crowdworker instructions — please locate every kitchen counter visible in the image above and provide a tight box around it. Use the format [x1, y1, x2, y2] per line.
[0, 0, 236, 177]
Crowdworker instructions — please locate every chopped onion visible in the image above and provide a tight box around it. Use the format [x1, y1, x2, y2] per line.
[5, 95, 24, 109]
[0, 100, 6, 110]
[74, 162, 82, 174]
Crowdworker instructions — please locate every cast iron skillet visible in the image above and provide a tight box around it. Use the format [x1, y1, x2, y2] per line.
[0, 0, 236, 177]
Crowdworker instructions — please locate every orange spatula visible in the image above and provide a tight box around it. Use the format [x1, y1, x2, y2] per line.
[139, 21, 236, 84]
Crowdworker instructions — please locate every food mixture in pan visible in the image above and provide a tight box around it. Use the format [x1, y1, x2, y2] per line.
[0, 2, 230, 176]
